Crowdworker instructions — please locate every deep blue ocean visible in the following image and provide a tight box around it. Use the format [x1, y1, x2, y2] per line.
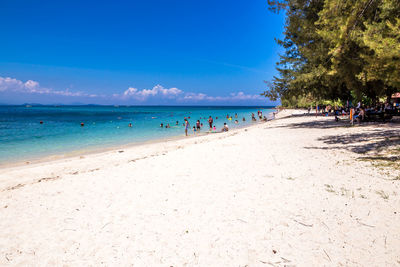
[0, 105, 274, 164]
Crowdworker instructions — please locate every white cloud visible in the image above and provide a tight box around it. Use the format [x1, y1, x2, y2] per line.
[118, 85, 263, 103]
[180, 91, 262, 102]
[182, 92, 209, 101]
[229, 91, 263, 100]
[24, 80, 39, 90]
[1, 76, 264, 103]
[0, 77, 24, 92]
[0, 76, 97, 97]
[121, 84, 183, 100]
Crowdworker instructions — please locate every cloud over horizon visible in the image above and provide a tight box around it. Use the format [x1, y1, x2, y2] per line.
[0, 76, 98, 98]
[0, 76, 268, 105]
[118, 85, 183, 100]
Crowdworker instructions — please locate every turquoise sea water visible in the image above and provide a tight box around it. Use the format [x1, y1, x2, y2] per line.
[0, 105, 274, 164]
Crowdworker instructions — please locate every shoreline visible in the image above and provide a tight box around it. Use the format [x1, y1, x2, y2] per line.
[0, 110, 279, 170]
[0, 109, 282, 172]
[0, 118, 274, 172]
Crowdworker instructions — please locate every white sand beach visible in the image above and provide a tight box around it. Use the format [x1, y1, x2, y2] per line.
[0, 110, 399, 266]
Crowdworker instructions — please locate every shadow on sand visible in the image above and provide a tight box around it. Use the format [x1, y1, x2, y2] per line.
[276, 113, 400, 129]
[275, 113, 400, 155]
[313, 129, 400, 154]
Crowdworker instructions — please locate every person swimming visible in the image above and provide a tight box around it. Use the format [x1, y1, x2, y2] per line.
[242, 117, 246, 121]
[176, 121, 179, 125]
[166, 123, 170, 128]
[128, 123, 132, 127]
[160, 123, 164, 127]
[234, 120, 238, 124]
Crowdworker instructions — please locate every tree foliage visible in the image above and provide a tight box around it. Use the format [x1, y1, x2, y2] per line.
[263, 0, 400, 105]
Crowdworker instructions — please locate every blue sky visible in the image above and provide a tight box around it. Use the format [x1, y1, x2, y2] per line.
[0, 0, 284, 105]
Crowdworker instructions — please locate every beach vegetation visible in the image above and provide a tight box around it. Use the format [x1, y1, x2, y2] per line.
[375, 190, 390, 199]
[263, 0, 400, 106]
[324, 184, 336, 193]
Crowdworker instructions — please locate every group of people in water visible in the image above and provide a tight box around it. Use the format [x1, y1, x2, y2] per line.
[39, 110, 271, 134]
[158, 110, 268, 136]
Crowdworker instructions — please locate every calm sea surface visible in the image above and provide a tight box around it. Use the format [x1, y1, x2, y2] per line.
[0, 105, 274, 164]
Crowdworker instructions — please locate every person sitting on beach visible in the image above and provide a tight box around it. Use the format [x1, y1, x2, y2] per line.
[359, 107, 365, 121]
[221, 123, 229, 132]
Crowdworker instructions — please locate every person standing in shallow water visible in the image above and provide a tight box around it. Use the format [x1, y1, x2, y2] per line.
[196, 120, 201, 132]
[184, 119, 190, 136]
[208, 116, 213, 131]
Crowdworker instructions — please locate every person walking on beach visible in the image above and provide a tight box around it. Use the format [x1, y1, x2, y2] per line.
[208, 116, 213, 131]
[184, 119, 190, 136]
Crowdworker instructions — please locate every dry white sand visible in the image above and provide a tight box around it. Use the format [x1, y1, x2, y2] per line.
[0, 110, 399, 266]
